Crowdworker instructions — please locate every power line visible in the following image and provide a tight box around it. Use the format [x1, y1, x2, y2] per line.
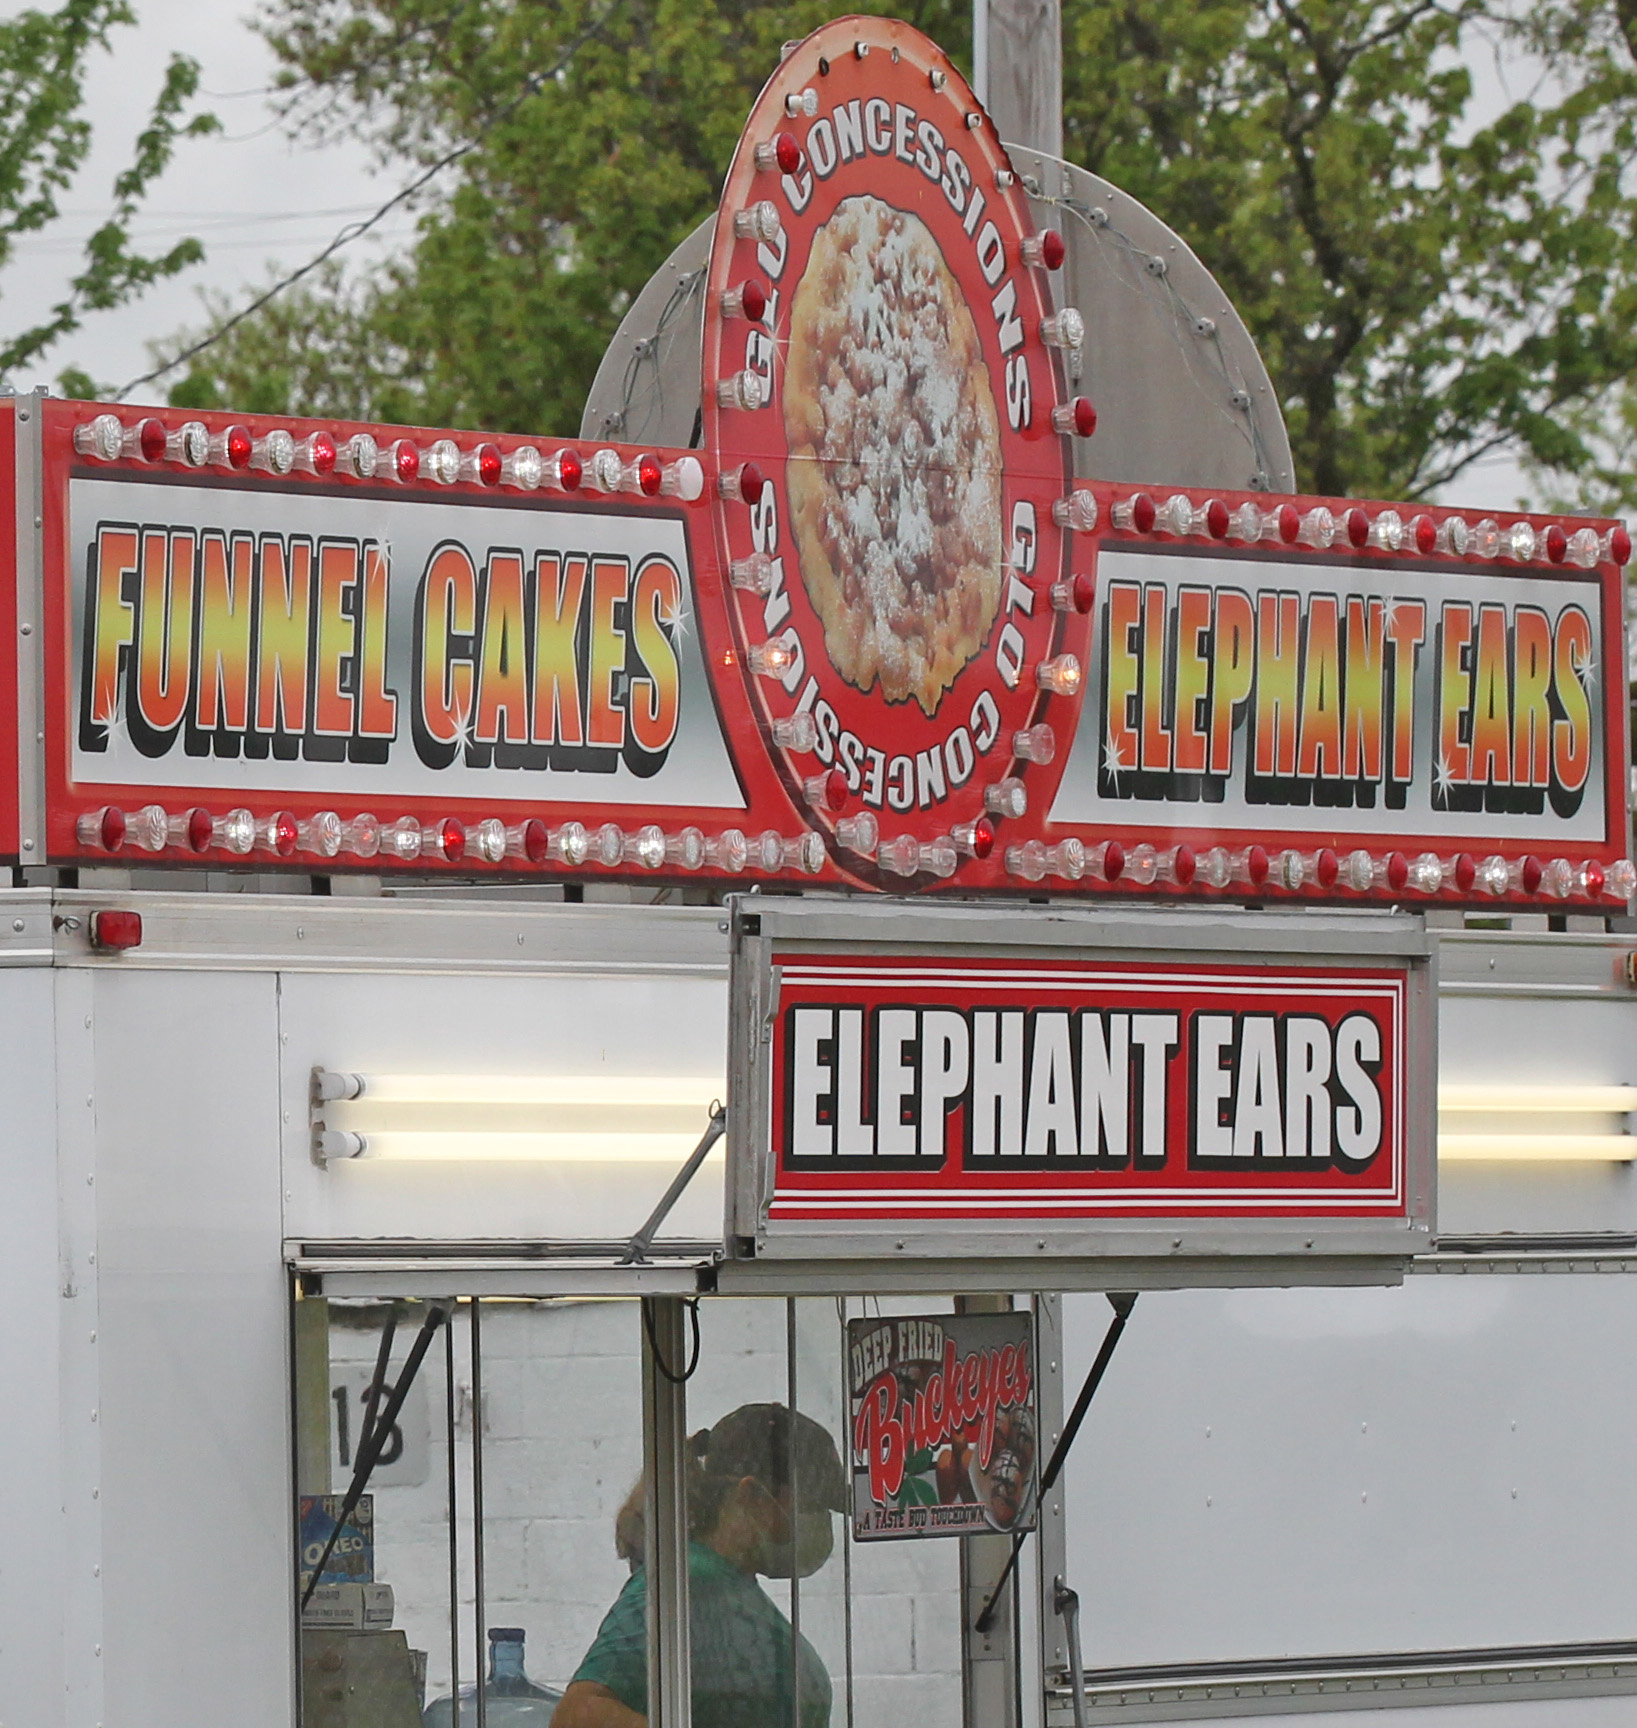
[114, 0, 624, 401]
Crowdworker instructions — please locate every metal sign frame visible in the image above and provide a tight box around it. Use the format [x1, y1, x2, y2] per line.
[727, 897, 1435, 1274]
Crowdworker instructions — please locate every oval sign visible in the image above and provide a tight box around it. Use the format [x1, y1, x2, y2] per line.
[702, 15, 1090, 885]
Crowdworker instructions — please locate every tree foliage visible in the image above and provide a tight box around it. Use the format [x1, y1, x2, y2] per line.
[159, 0, 1637, 503]
[0, 0, 216, 384]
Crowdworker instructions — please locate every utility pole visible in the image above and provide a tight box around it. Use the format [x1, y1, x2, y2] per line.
[976, 0, 1062, 157]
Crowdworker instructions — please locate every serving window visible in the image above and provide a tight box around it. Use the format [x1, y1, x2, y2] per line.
[291, 1288, 975, 1728]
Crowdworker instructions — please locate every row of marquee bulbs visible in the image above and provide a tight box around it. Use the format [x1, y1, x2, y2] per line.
[72, 409, 1097, 509]
[70, 802, 1632, 903]
[73, 413, 708, 502]
[1074, 490, 1630, 569]
[74, 804, 824, 875]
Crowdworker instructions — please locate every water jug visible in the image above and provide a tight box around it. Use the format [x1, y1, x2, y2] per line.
[423, 1627, 561, 1727]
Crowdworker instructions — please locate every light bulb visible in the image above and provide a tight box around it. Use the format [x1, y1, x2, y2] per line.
[1013, 724, 1055, 764]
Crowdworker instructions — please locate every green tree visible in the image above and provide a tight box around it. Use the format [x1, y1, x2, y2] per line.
[159, 0, 968, 435]
[155, 0, 1637, 504]
[0, 0, 216, 387]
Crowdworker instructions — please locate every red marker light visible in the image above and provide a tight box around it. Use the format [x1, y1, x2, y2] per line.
[1050, 396, 1097, 437]
[1542, 523, 1568, 564]
[1021, 230, 1066, 269]
[186, 807, 213, 853]
[1275, 503, 1300, 544]
[1244, 844, 1270, 887]
[1049, 573, 1095, 613]
[1132, 493, 1156, 533]
[637, 453, 663, 497]
[970, 816, 996, 860]
[79, 805, 126, 852]
[1384, 851, 1409, 892]
[776, 131, 803, 174]
[554, 448, 583, 492]
[1341, 507, 1369, 548]
[1102, 841, 1126, 883]
[432, 818, 467, 862]
[1204, 499, 1230, 539]
[1312, 847, 1339, 889]
[1611, 525, 1631, 566]
[90, 910, 143, 952]
[1451, 852, 1477, 893]
[720, 462, 766, 505]
[476, 443, 502, 486]
[1520, 854, 1543, 894]
[804, 769, 848, 813]
[1411, 514, 1438, 555]
[390, 439, 420, 484]
[136, 417, 166, 462]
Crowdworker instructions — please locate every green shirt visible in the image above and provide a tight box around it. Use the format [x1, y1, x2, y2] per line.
[573, 1541, 830, 1728]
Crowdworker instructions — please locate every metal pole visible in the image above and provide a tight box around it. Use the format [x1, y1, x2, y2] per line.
[472, 1298, 487, 1728]
[958, 1294, 1019, 1728]
[642, 1297, 693, 1728]
[973, 0, 989, 105]
[980, 0, 1062, 158]
[787, 1298, 802, 1728]
[446, 1315, 461, 1728]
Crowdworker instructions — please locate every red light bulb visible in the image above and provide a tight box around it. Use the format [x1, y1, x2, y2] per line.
[100, 806, 127, 851]
[1204, 499, 1230, 539]
[1274, 503, 1300, 543]
[1520, 854, 1543, 893]
[1339, 507, 1368, 548]
[1313, 847, 1339, 889]
[555, 449, 583, 492]
[1021, 230, 1066, 269]
[137, 418, 166, 462]
[1133, 493, 1155, 533]
[226, 427, 252, 469]
[478, 444, 502, 486]
[186, 807, 213, 852]
[970, 815, 996, 860]
[636, 453, 663, 496]
[776, 131, 802, 174]
[1611, 526, 1632, 566]
[392, 439, 420, 483]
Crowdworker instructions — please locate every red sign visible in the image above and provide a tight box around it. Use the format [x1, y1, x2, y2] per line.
[703, 16, 1083, 887]
[765, 953, 1411, 1224]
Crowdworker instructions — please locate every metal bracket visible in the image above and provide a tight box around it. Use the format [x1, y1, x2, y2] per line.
[622, 1103, 726, 1264]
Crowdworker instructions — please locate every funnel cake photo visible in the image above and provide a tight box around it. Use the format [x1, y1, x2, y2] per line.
[783, 195, 1004, 716]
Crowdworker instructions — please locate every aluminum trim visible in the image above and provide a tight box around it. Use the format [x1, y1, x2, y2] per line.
[1045, 1641, 1637, 1723]
[14, 393, 44, 859]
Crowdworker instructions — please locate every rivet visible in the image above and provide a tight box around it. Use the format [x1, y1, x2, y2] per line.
[19, 622, 31, 635]
[21, 839, 32, 851]
[12, 918, 23, 932]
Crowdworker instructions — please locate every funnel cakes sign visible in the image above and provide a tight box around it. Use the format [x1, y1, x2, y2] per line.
[702, 15, 1086, 884]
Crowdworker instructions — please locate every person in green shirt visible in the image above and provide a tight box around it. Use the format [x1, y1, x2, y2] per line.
[552, 1403, 847, 1728]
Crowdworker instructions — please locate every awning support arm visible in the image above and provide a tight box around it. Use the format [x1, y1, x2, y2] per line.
[300, 1299, 452, 1609]
[973, 1291, 1137, 1636]
[622, 1103, 726, 1265]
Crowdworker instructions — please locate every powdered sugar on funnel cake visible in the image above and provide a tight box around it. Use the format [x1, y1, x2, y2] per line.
[783, 194, 1004, 717]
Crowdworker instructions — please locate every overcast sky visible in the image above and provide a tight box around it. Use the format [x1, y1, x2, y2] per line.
[3, 0, 1531, 511]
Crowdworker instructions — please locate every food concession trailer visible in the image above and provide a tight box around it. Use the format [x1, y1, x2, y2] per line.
[3, 16, 1637, 1728]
